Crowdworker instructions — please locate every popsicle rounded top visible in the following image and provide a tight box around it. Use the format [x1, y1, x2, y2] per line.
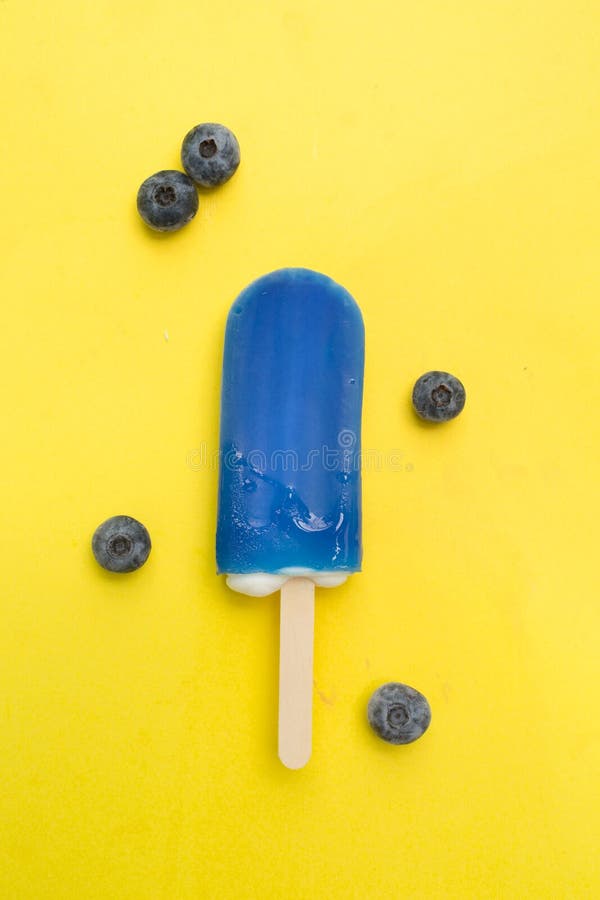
[216, 268, 364, 592]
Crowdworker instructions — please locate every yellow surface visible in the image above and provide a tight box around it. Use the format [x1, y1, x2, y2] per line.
[1, 2, 599, 897]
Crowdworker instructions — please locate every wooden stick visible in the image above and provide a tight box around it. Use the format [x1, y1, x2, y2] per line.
[278, 577, 315, 769]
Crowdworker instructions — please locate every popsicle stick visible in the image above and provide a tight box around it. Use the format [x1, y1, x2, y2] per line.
[278, 577, 315, 769]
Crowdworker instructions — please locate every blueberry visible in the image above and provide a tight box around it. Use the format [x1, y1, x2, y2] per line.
[367, 682, 431, 745]
[181, 123, 240, 188]
[412, 371, 466, 422]
[92, 516, 151, 573]
[136, 170, 198, 232]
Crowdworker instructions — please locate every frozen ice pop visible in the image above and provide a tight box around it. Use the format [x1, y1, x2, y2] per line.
[216, 268, 364, 767]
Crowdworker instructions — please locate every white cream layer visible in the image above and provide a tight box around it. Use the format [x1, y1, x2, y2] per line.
[226, 569, 349, 597]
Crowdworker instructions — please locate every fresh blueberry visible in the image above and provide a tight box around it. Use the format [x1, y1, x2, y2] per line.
[412, 371, 466, 422]
[136, 170, 198, 232]
[181, 123, 240, 188]
[92, 516, 151, 573]
[367, 682, 431, 745]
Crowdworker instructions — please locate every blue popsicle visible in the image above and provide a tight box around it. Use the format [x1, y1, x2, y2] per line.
[216, 268, 364, 594]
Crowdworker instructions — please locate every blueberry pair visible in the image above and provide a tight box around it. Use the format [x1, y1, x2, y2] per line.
[137, 123, 240, 233]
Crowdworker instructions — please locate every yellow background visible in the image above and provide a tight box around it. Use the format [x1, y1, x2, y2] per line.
[1, 2, 599, 897]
